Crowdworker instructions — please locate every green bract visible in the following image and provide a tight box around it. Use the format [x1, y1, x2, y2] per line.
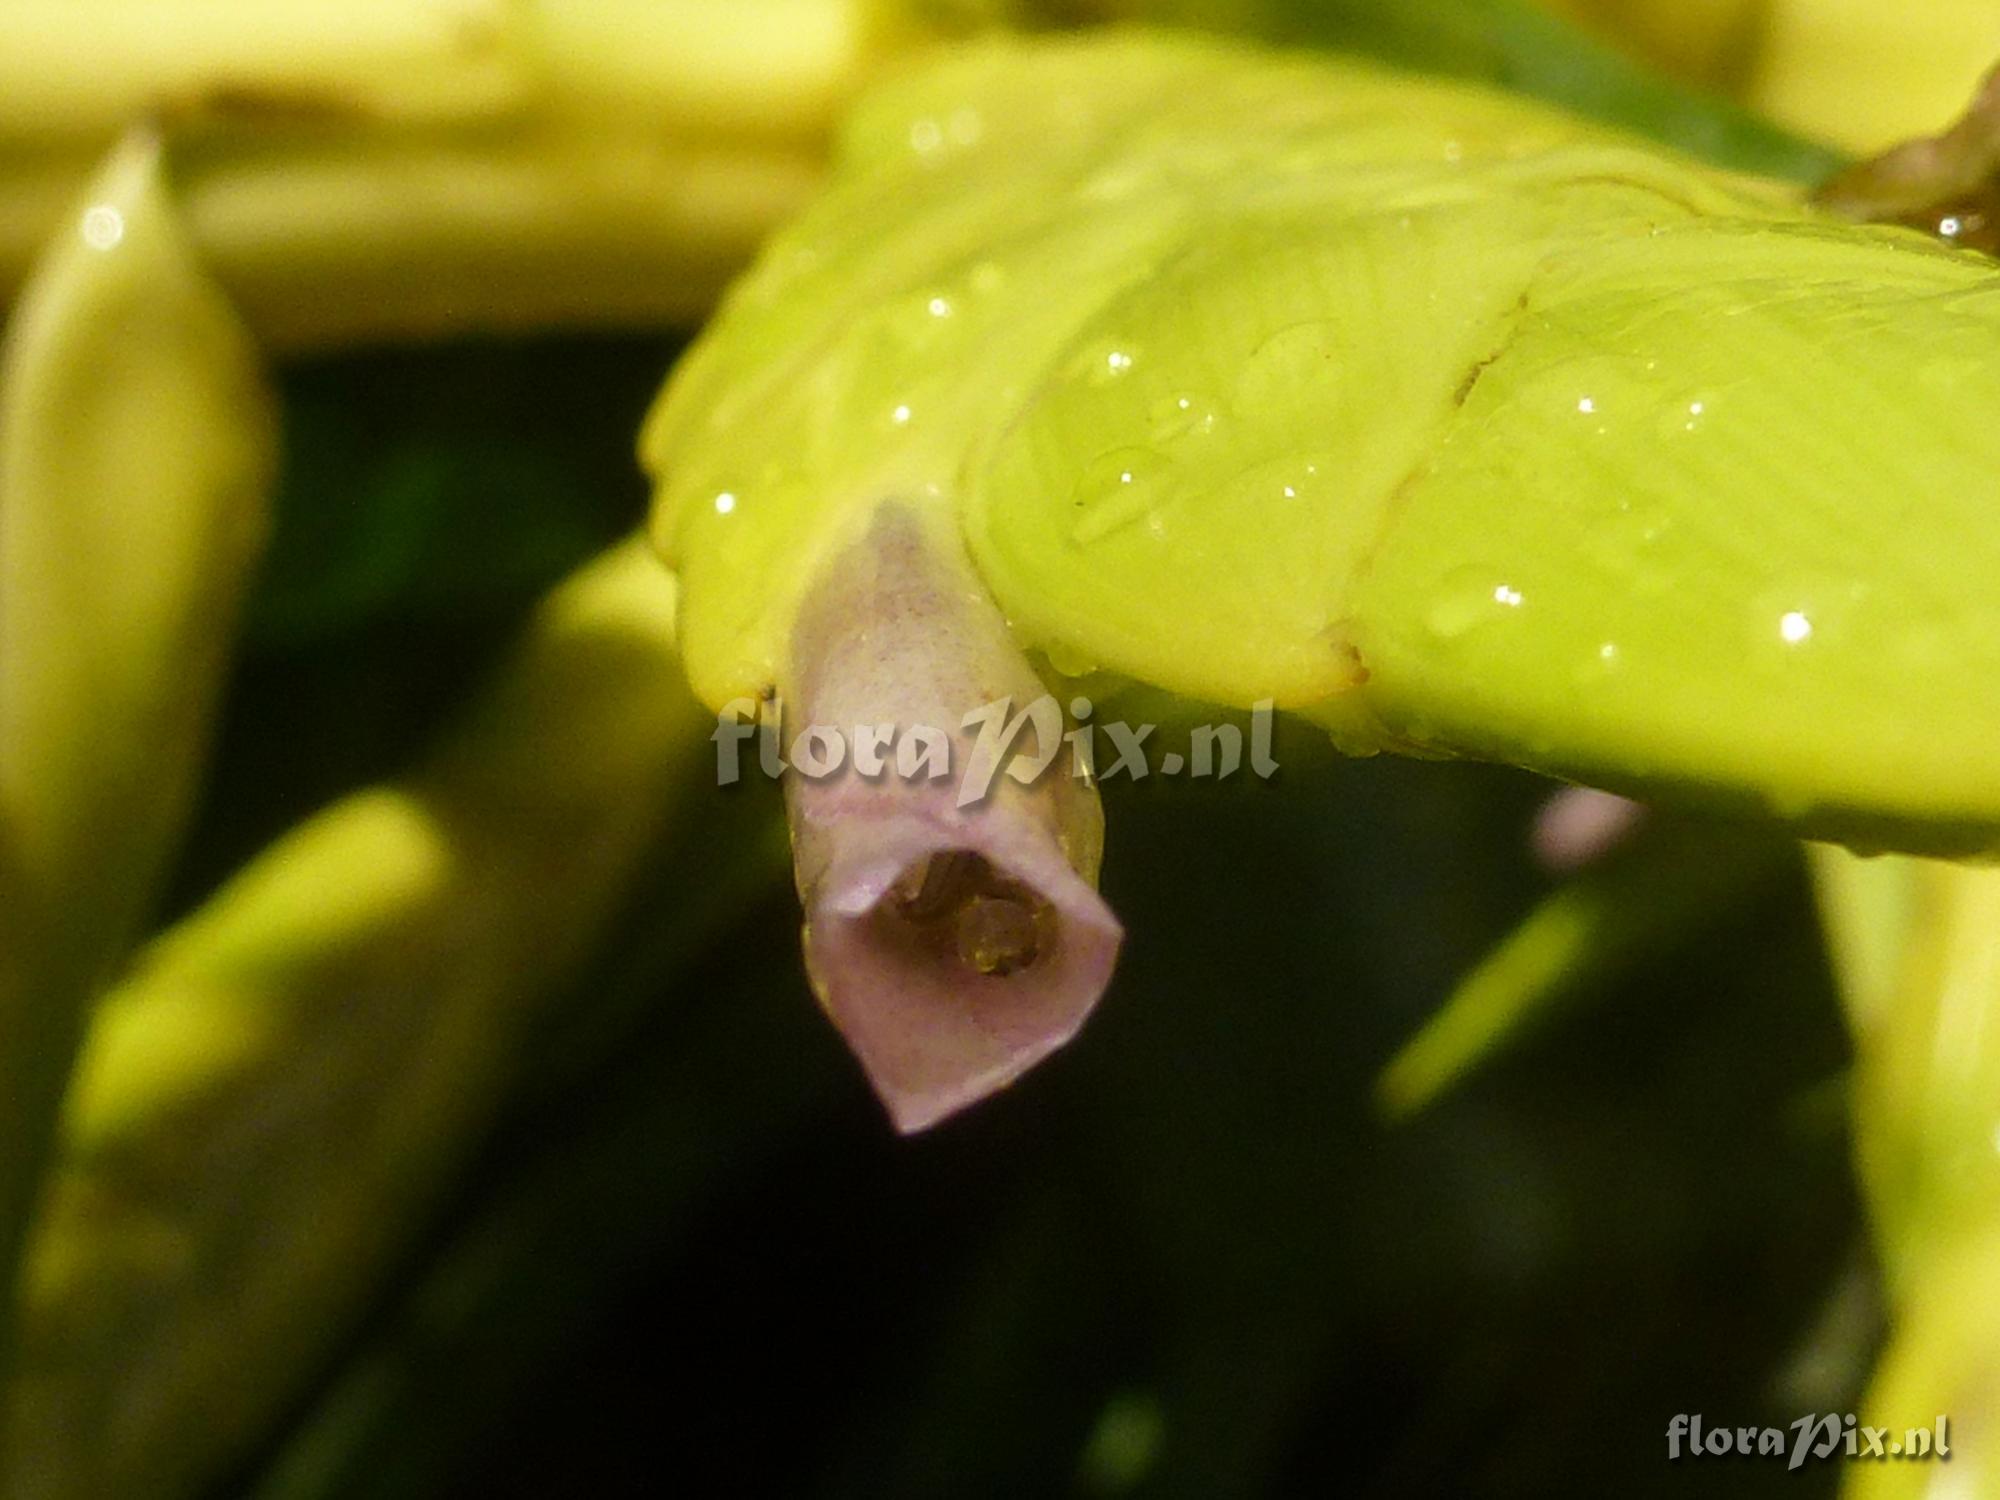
[645, 31, 2000, 852]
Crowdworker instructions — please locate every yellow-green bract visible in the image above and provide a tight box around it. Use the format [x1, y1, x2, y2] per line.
[645, 31, 2000, 853]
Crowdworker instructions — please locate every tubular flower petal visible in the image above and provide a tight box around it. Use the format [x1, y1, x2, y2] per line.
[781, 502, 1121, 1131]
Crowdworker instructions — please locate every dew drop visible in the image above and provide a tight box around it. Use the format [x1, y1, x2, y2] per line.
[1747, 578, 1866, 669]
[1426, 565, 1528, 640]
[1044, 641, 1098, 678]
[1076, 341, 1142, 387]
[80, 204, 123, 251]
[1071, 447, 1169, 544]
[1574, 640, 1624, 686]
[1234, 320, 1347, 414]
[1147, 392, 1218, 443]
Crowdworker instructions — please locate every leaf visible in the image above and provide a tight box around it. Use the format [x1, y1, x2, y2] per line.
[3, 542, 716, 1500]
[1378, 816, 1789, 1117]
[0, 130, 275, 1364]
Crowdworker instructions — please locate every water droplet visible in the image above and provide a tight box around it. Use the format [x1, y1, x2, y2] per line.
[1426, 565, 1529, 640]
[80, 204, 123, 251]
[1234, 321, 1348, 415]
[926, 296, 954, 319]
[1655, 391, 1716, 439]
[908, 118, 944, 155]
[1746, 578, 1867, 670]
[1044, 641, 1098, 678]
[1576, 396, 1596, 415]
[1147, 392, 1218, 444]
[1071, 340, 1142, 387]
[1070, 447, 1169, 544]
[713, 491, 737, 515]
[889, 403, 913, 427]
[1571, 639, 1625, 687]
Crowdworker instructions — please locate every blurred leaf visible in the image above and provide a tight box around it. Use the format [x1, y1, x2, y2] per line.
[1379, 816, 1793, 1116]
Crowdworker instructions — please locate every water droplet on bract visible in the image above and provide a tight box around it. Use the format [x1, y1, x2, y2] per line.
[1574, 640, 1624, 687]
[1044, 641, 1098, 678]
[1234, 321, 1348, 416]
[1426, 565, 1528, 641]
[1147, 392, 1218, 444]
[1071, 340, 1141, 387]
[80, 204, 123, 251]
[1071, 447, 1169, 544]
[1655, 391, 1715, 439]
[1746, 578, 1869, 671]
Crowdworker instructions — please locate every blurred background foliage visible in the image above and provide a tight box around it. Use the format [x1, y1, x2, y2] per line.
[16, 0, 1965, 1493]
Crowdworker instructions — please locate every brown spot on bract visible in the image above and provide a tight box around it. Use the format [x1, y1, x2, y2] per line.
[1321, 622, 1371, 688]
